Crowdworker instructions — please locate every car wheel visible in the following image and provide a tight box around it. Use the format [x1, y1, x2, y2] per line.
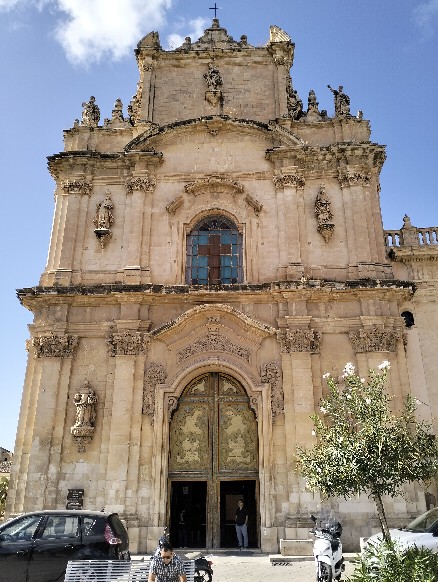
[71, 567, 98, 582]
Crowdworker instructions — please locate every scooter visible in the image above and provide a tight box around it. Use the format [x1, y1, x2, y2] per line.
[310, 514, 345, 582]
[153, 527, 214, 582]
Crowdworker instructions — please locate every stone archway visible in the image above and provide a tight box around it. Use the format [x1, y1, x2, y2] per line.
[168, 372, 259, 548]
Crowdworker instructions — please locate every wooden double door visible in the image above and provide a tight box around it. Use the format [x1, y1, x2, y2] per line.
[168, 373, 259, 548]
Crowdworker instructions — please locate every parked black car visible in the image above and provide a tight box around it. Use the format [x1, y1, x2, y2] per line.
[0, 509, 130, 582]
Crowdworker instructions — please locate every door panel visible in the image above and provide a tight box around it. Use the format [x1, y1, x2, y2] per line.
[169, 373, 259, 548]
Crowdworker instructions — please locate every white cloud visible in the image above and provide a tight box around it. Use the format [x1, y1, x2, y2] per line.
[166, 16, 209, 50]
[53, 0, 173, 64]
[414, 0, 438, 38]
[0, 0, 22, 10]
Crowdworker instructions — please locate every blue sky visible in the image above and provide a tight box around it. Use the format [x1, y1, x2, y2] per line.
[1, 0, 437, 452]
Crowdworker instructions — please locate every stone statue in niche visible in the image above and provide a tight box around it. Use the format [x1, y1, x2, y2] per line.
[71, 381, 98, 451]
[81, 96, 100, 127]
[328, 85, 351, 117]
[93, 190, 114, 247]
[315, 185, 335, 242]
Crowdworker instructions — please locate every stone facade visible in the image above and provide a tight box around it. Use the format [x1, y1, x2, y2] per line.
[7, 20, 438, 553]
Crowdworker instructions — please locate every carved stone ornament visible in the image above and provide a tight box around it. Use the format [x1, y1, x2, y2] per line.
[177, 330, 251, 363]
[349, 328, 402, 353]
[126, 176, 156, 193]
[185, 176, 244, 196]
[261, 363, 283, 420]
[315, 185, 335, 243]
[276, 328, 322, 354]
[107, 330, 150, 356]
[32, 333, 79, 358]
[338, 170, 371, 188]
[93, 189, 114, 248]
[61, 180, 92, 196]
[273, 174, 305, 189]
[71, 381, 98, 451]
[142, 363, 166, 417]
[81, 96, 100, 127]
[245, 194, 263, 217]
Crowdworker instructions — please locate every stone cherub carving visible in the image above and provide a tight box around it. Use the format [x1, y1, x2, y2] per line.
[328, 85, 351, 117]
[81, 96, 100, 127]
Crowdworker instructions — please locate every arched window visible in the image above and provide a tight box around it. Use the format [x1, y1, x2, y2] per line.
[186, 216, 243, 284]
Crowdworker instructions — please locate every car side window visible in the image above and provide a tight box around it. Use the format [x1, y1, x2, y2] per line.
[41, 516, 79, 539]
[83, 516, 105, 536]
[0, 515, 43, 542]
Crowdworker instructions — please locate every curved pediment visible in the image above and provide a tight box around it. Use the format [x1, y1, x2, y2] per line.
[124, 116, 304, 152]
[151, 303, 276, 343]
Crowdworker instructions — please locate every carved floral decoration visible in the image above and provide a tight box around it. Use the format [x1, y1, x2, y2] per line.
[126, 176, 156, 193]
[315, 185, 335, 243]
[276, 328, 322, 354]
[142, 363, 166, 417]
[61, 180, 92, 196]
[349, 328, 402, 353]
[261, 363, 283, 420]
[107, 331, 150, 356]
[71, 380, 98, 452]
[177, 330, 251, 363]
[32, 333, 79, 358]
[273, 174, 305, 189]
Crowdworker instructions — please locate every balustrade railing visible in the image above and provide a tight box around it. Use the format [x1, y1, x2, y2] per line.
[384, 226, 438, 248]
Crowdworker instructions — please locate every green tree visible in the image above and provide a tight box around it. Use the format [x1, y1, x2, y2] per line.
[0, 476, 8, 517]
[296, 361, 438, 541]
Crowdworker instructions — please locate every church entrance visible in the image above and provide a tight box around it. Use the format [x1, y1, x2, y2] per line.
[168, 373, 259, 548]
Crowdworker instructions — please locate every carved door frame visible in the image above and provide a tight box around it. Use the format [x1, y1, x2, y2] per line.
[148, 359, 273, 547]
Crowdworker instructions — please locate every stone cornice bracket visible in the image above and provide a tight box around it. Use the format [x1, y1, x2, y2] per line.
[276, 328, 322, 353]
[166, 195, 184, 215]
[32, 333, 79, 358]
[185, 176, 244, 196]
[61, 180, 92, 196]
[315, 185, 335, 243]
[106, 330, 150, 356]
[273, 173, 305, 190]
[125, 175, 156, 193]
[260, 362, 283, 420]
[349, 327, 402, 353]
[245, 194, 263, 217]
[177, 330, 251, 363]
[142, 363, 166, 417]
[338, 169, 371, 188]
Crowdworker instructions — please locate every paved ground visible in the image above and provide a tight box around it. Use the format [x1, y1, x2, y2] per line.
[134, 551, 358, 582]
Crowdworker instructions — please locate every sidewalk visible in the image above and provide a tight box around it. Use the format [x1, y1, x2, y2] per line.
[133, 550, 358, 582]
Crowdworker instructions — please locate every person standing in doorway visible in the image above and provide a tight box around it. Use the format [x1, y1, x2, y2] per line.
[235, 499, 248, 549]
[148, 542, 186, 582]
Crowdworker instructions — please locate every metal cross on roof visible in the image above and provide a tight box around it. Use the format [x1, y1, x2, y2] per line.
[209, 3, 220, 18]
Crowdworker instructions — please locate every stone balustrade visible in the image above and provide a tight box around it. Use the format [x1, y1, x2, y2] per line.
[384, 224, 438, 248]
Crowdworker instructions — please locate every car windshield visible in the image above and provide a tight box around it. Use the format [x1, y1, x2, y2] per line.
[404, 508, 438, 533]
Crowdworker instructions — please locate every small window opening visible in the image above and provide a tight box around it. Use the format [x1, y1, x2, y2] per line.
[401, 311, 415, 328]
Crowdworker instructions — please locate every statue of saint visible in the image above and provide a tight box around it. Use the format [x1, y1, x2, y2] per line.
[328, 85, 351, 117]
[81, 96, 100, 127]
[73, 383, 98, 427]
[94, 190, 114, 231]
[286, 82, 303, 120]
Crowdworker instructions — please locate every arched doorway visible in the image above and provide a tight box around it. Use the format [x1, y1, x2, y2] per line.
[168, 372, 259, 548]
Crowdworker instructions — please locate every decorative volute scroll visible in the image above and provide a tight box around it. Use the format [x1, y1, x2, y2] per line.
[32, 333, 79, 358]
[142, 363, 166, 417]
[125, 175, 156, 193]
[276, 328, 322, 354]
[260, 363, 283, 420]
[93, 189, 114, 248]
[349, 327, 402, 353]
[107, 330, 150, 356]
[315, 185, 335, 243]
[71, 380, 98, 452]
[61, 180, 92, 196]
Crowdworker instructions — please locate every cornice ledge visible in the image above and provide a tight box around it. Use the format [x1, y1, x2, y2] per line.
[389, 246, 438, 263]
[151, 303, 276, 340]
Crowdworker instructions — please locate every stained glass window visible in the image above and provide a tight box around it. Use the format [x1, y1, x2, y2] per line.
[186, 216, 243, 284]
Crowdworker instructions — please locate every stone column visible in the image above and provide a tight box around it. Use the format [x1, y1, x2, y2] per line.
[273, 172, 305, 280]
[21, 333, 78, 510]
[124, 175, 156, 284]
[277, 320, 322, 518]
[105, 329, 149, 514]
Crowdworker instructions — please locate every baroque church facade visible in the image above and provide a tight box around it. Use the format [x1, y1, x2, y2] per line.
[7, 20, 438, 552]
